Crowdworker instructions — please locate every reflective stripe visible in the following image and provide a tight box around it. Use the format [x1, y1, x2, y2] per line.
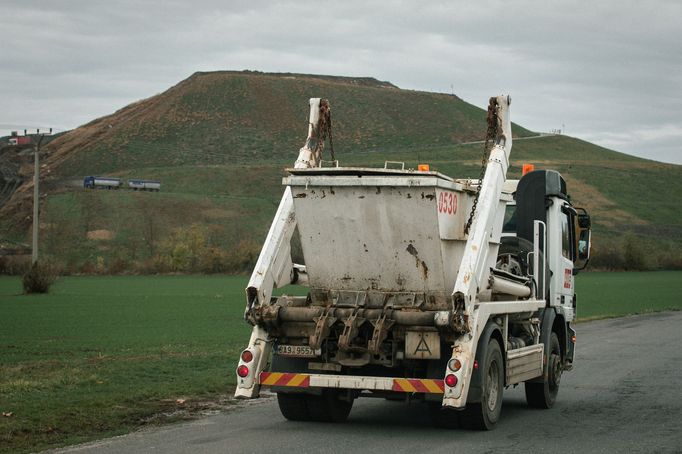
[259, 372, 310, 387]
[259, 372, 443, 394]
[288, 373, 310, 387]
[392, 378, 444, 394]
[393, 378, 417, 393]
[423, 379, 445, 393]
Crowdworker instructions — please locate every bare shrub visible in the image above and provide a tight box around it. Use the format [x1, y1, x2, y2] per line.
[224, 239, 260, 273]
[22, 261, 57, 294]
[158, 224, 208, 272]
[622, 233, 648, 271]
[0, 255, 31, 275]
[199, 246, 228, 274]
[108, 257, 128, 274]
[588, 240, 624, 270]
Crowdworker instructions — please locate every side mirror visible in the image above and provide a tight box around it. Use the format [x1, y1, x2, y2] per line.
[574, 208, 591, 270]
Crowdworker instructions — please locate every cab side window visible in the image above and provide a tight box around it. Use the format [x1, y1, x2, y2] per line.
[561, 212, 571, 259]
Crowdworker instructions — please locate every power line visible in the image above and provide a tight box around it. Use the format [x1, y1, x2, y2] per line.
[0, 124, 66, 133]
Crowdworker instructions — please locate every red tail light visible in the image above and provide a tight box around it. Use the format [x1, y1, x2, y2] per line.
[473, 360, 479, 370]
[241, 350, 254, 362]
[445, 374, 458, 387]
[237, 365, 249, 378]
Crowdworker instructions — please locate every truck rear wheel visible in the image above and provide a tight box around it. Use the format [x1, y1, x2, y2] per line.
[525, 332, 561, 408]
[277, 390, 353, 423]
[461, 339, 504, 430]
[307, 390, 353, 423]
[277, 393, 311, 421]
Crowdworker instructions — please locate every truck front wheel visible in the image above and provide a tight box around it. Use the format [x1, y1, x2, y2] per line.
[462, 339, 504, 430]
[525, 332, 561, 408]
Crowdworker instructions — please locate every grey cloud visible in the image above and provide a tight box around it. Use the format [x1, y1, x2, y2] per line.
[1, 0, 680, 164]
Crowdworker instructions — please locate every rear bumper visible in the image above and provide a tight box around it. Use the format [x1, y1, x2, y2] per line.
[260, 372, 444, 394]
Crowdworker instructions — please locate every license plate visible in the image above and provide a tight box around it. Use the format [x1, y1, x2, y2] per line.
[276, 345, 320, 358]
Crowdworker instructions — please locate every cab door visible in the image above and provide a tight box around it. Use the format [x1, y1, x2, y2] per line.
[557, 204, 577, 320]
[547, 199, 577, 320]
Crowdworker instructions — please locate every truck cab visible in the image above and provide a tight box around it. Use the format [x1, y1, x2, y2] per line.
[504, 169, 592, 365]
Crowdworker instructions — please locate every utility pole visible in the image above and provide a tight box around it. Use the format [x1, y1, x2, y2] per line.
[31, 128, 51, 264]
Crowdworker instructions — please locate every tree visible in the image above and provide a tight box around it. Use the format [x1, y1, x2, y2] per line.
[622, 233, 647, 271]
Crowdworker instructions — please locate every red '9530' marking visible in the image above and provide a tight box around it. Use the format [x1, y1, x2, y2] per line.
[438, 192, 457, 215]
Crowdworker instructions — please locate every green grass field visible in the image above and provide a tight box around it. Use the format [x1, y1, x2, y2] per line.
[1, 271, 681, 452]
[575, 271, 682, 319]
[0, 275, 251, 453]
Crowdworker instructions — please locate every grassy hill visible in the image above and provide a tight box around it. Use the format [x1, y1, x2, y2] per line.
[39, 71, 534, 178]
[0, 71, 680, 273]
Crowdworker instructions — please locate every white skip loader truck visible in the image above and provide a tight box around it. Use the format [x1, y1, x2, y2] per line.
[234, 96, 592, 429]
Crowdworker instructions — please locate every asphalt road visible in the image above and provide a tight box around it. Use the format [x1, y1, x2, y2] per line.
[55, 312, 682, 454]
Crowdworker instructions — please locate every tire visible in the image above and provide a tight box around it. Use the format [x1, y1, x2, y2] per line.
[429, 402, 460, 429]
[306, 390, 353, 423]
[277, 393, 311, 421]
[272, 353, 352, 423]
[461, 340, 504, 430]
[525, 332, 561, 409]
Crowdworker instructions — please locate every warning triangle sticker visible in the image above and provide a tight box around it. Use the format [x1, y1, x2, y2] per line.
[414, 333, 432, 355]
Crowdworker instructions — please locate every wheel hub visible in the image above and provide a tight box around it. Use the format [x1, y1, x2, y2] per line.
[486, 360, 500, 411]
[549, 353, 562, 388]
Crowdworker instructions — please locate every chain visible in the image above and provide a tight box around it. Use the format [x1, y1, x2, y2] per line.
[315, 99, 335, 162]
[327, 109, 335, 161]
[464, 97, 499, 235]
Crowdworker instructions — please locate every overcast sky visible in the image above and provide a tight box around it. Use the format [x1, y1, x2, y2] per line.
[1, 1, 680, 164]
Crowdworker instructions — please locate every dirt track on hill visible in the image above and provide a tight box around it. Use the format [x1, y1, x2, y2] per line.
[54, 311, 682, 454]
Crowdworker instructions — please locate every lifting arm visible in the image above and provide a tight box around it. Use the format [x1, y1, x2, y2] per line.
[244, 98, 326, 317]
[237, 98, 328, 398]
[452, 95, 513, 316]
[442, 95, 513, 409]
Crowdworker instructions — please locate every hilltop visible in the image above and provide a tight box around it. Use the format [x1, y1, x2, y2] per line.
[0, 70, 679, 273]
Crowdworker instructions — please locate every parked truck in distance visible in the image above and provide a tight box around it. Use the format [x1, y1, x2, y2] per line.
[234, 96, 592, 430]
[127, 179, 161, 192]
[83, 176, 160, 192]
[83, 176, 121, 190]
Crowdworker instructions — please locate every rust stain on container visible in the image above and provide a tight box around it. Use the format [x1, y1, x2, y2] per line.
[406, 244, 429, 280]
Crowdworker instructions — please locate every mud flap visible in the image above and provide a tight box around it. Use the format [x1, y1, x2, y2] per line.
[565, 323, 576, 369]
[466, 320, 503, 404]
